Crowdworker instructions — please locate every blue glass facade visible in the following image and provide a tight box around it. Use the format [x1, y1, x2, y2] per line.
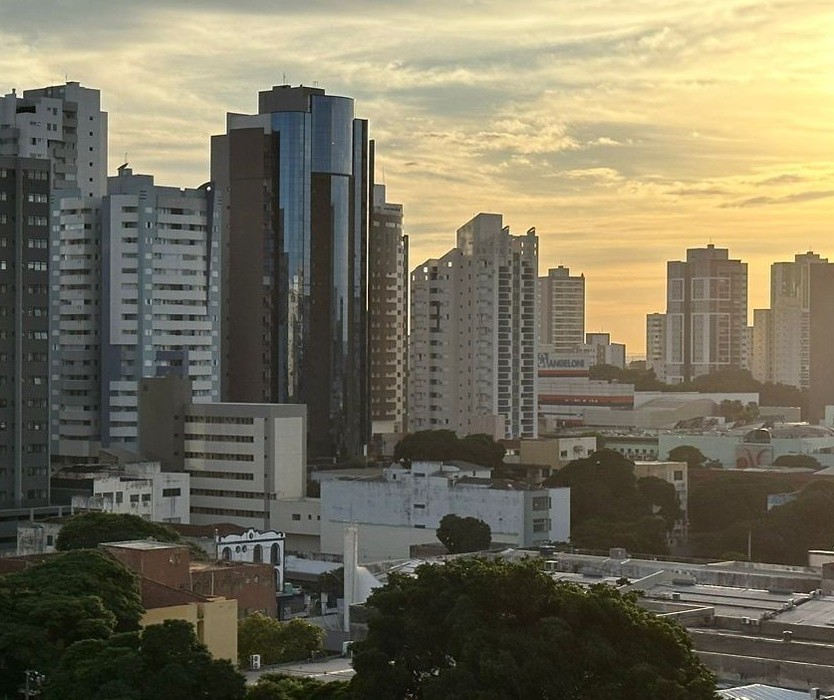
[222, 86, 369, 459]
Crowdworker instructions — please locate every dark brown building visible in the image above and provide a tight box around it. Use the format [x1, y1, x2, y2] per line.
[191, 561, 277, 618]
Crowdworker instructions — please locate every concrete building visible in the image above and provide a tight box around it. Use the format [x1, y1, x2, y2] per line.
[503, 436, 598, 476]
[100, 165, 220, 447]
[809, 263, 834, 423]
[216, 527, 286, 590]
[0, 82, 107, 198]
[664, 245, 748, 383]
[0, 158, 51, 515]
[50, 459, 190, 524]
[751, 252, 827, 389]
[579, 332, 626, 369]
[138, 377, 307, 533]
[0, 83, 108, 462]
[646, 312, 666, 381]
[368, 184, 407, 435]
[319, 461, 570, 561]
[538, 265, 584, 353]
[632, 460, 688, 537]
[102, 540, 238, 662]
[409, 213, 538, 439]
[212, 84, 371, 460]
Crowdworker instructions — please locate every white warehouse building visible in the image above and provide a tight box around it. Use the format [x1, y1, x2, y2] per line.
[320, 461, 570, 562]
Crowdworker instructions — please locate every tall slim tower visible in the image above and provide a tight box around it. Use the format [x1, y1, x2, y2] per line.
[409, 213, 537, 439]
[538, 266, 584, 352]
[0, 83, 108, 462]
[369, 184, 408, 434]
[770, 252, 827, 389]
[212, 85, 371, 459]
[664, 244, 748, 383]
[809, 262, 834, 422]
[0, 158, 51, 509]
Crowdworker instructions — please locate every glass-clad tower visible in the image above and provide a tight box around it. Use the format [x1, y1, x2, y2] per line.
[212, 85, 370, 460]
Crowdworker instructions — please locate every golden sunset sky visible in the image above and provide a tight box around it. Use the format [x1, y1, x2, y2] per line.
[2, 0, 832, 354]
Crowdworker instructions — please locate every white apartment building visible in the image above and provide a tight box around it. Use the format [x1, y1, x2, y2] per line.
[0, 82, 108, 461]
[319, 461, 571, 561]
[538, 265, 585, 353]
[51, 460, 190, 523]
[0, 82, 107, 198]
[183, 403, 307, 532]
[409, 213, 537, 439]
[101, 166, 221, 446]
[750, 252, 828, 389]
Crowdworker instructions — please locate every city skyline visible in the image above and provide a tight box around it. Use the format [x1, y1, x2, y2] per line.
[2, 0, 832, 352]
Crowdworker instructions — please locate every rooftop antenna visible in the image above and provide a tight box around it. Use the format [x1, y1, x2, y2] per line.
[282, 72, 287, 85]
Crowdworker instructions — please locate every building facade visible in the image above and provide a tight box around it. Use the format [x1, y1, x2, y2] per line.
[320, 461, 571, 561]
[664, 245, 748, 383]
[751, 252, 827, 389]
[212, 84, 371, 460]
[538, 265, 584, 353]
[409, 213, 538, 439]
[368, 184, 408, 434]
[0, 158, 51, 510]
[100, 166, 221, 446]
[809, 262, 834, 422]
[646, 312, 666, 381]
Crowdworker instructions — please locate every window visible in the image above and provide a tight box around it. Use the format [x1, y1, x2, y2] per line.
[291, 513, 301, 521]
[162, 487, 181, 497]
[673, 470, 684, 481]
[130, 494, 139, 503]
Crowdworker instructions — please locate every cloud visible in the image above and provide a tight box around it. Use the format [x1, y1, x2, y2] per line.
[720, 190, 834, 208]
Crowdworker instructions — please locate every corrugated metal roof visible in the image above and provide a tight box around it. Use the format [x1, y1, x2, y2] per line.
[718, 684, 812, 699]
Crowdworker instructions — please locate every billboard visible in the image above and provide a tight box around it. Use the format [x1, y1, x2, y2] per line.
[537, 352, 589, 377]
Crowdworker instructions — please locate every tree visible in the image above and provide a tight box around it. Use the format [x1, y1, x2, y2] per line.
[0, 549, 144, 697]
[350, 558, 717, 699]
[772, 454, 821, 470]
[56, 511, 181, 551]
[43, 620, 246, 700]
[436, 514, 492, 553]
[238, 613, 325, 666]
[394, 430, 505, 468]
[718, 400, 760, 423]
[246, 674, 352, 699]
[667, 445, 708, 470]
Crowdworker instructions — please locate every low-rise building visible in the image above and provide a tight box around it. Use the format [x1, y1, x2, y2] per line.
[51, 460, 190, 524]
[319, 461, 570, 562]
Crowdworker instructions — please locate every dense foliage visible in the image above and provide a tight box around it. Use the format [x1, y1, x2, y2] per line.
[589, 365, 807, 415]
[436, 513, 492, 553]
[544, 449, 681, 554]
[0, 549, 143, 697]
[56, 511, 181, 551]
[667, 445, 708, 470]
[238, 614, 325, 666]
[394, 430, 506, 468]
[350, 558, 718, 699]
[43, 619, 245, 700]
[246, 674, 352, 700]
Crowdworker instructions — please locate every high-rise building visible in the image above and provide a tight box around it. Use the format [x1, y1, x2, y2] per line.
[538, 266, 584, 352]
[0, 157, 51, 509]
[664, 244, 748, 383]
[0, 82, 107, 198]
[645, 313, 666, 381]
[0, 82, 108, 460]
[748, 308, 772, 384]
[99, 166, 221, 447]
[369, 184, 408, 434]
[809, 262, 834, 422]
[409, 213, 537, 439]
[766, 252, 827, 389]
[211, 85, 370, 460]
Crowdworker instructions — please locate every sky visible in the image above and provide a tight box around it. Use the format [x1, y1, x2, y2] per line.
[1, 0, 833, 355]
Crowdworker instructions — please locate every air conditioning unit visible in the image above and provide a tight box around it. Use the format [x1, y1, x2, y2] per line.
[250, 654, 261, 670]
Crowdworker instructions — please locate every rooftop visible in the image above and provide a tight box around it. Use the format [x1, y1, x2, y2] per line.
[100, 539, 185, 551]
